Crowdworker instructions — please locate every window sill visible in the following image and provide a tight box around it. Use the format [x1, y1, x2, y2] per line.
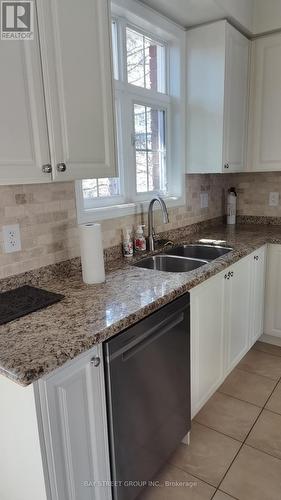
[77, 195, 185, 223]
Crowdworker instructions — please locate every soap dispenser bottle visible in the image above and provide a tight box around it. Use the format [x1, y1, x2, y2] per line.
[122, 228, 133, 257]
[134, 225, 146, 252]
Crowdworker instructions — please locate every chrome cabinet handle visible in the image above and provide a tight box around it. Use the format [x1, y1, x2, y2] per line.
[91, 356, 101, 367]
[42, 164, 52, 173]
[57, 162, 66, 172]
[254, 255, 259, 261]
[224, 163, 230, 169]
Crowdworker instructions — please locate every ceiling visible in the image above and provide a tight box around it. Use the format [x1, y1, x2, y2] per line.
[139, 0, 226, 27]
[138, 0, 281, 35]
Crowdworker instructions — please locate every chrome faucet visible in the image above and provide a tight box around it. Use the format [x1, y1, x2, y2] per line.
[147, 195, 169, 251]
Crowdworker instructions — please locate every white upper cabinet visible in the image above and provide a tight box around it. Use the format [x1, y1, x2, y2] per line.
[186, 21, 250, 174]
[0, 7, 51, 185]
[37, 0, 117, 181]
[248, 33, 281, 171]
[223, 24, 250, 173]
[0, 0, 116, 185]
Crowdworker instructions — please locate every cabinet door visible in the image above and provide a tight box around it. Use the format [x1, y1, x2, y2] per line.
[37, 346, 111, 500]
[37, 0, 116, 181]
[186, 21, 226, 174]
[225, 256, 251, 373]
[248, 33, 281, 171]
[0, 5, 50, 185]
[191, 272, 225, 417]
[223, 24, 249, 173]
[250, 246, 266, 346]
[265, 244, 281, 337]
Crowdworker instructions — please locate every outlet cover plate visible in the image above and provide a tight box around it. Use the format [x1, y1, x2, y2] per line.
[2, 224, 22, 253]
[200, 192, 209, 209]
[269, 192, 280, 207]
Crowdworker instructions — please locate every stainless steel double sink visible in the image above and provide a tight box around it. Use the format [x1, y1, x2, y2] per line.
[133, 244, 233, 273]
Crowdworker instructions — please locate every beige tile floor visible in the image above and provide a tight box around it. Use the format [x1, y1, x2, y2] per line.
[140, 341, 281, 500]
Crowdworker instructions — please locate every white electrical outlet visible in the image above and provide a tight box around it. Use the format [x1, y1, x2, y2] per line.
[269, 192, 280, 207]
[200, 192, 209, 209]
[2, 224, 22, 253]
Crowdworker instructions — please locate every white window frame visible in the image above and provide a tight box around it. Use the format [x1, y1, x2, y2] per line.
[76, 0, 186, 223]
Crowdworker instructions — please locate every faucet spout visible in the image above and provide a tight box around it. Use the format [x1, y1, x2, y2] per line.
[148, 195, 169, 252]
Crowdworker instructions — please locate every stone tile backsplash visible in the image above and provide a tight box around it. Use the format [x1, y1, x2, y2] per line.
[0, 182, 79, 279]
[234, 172, 281, 217]
[0, 175, 233, 279]
[1, 171, 280, 279]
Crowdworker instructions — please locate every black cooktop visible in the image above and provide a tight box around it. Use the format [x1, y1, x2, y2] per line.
[0, 285, 64, 325]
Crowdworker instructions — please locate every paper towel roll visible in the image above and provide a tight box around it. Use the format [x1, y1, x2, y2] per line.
[78, 223, 105, 284]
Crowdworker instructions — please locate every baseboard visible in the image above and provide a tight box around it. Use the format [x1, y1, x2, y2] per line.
[259, 334, 281, 347]
[182, 431, 190, 446]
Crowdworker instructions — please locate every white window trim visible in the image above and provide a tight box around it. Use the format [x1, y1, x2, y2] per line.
[76, 0, 186, 224]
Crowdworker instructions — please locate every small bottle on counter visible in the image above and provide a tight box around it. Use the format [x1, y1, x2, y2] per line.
[122, 228, 133, 257]
[134, 225, 147, 252]
[227, 187, 237, 225]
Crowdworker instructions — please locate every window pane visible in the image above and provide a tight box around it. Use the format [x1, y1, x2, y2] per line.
[136, 151, 148, 192]
[134, 104, 167, 194]
[126, 27, 166, 93]
[82, 179, 98, 200]
[126, 27, 145, 88]
[111, 21, 119, 80]
[82, 177, 120, 199]
[134, 104, 147, 150]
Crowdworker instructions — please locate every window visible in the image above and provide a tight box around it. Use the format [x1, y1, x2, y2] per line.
[77, 4, 184, 222]
[126, 27, 166, 93]
[134, 104, 167, 193]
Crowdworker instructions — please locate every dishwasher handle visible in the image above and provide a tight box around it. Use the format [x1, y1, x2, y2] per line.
[122, 312, 185, 361]
[104, 294, 189, 363]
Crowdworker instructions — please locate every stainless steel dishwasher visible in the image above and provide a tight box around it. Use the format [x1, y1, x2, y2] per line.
[103, 294, 190, 500]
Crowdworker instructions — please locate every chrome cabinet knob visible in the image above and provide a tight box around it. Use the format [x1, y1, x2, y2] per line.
[42, 164, 52, 173]
[254, 255, 259, 261]
[57, 162, 66, 172]
[91, 356, 101, 367]
[224, 163, 230, 169]
[225, 271, 233, 279]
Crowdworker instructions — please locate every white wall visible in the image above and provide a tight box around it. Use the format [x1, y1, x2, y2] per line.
[141, 0, 281, 35]
[215, 0, 255, 33]
[253, 0, 281, 34]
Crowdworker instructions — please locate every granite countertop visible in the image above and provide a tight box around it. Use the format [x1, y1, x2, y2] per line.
[1, 223, 281, 387]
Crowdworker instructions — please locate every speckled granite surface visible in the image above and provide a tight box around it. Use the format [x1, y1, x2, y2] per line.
[1, 223, 281, 387]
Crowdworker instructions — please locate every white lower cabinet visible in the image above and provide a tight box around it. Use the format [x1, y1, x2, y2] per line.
[265, 244, 281, 338]
[191, 272, 225, 417]
[0, 247, 269, 500]
[224, 255, 252, 374]
[250, 245, 267, 346]
[37, 345, 112, 500]
[191, 247, 266, 417]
